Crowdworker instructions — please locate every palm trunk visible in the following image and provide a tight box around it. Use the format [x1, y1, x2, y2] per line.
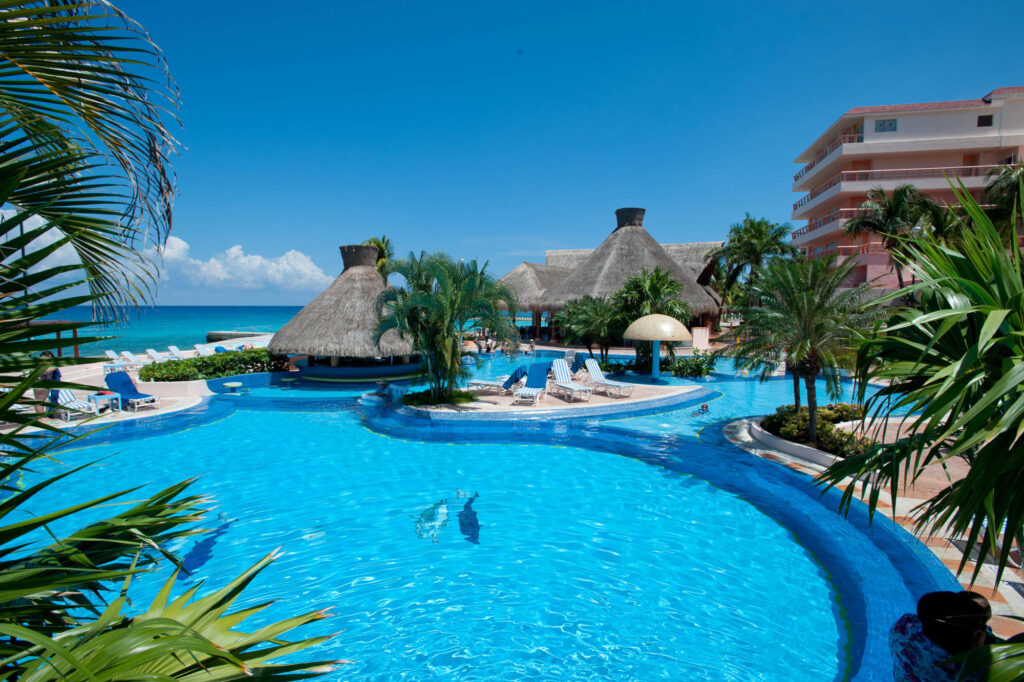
[805, 375, 818, 442]
[792, 372, 801, 410]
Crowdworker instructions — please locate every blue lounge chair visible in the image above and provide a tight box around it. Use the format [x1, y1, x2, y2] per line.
[552, 358, 592, 402]
[584, 358, 635, 398]
[513, 363, 550, 406]
[104, 371, 160, 412]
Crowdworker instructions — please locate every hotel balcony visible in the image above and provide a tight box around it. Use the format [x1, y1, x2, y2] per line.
[790, 208, 871, 246]
[793, 133, 864, 191]
[791, 165, 997, 220]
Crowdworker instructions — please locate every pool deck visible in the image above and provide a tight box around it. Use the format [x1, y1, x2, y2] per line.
[424, 381, 698, 414]
[725, 417, 1024, 639]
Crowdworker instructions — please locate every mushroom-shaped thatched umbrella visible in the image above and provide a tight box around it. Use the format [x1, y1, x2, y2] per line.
[269, 245, 414, 363]
[623, 314, 692, 382]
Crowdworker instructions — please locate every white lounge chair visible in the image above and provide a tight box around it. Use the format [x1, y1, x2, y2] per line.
[0, 386, 33, 414]
[512, 364, 549, 406]
[552, 359, 591, 402]
[120, 351, 153, 368]
[467, 375, 511, 393]
[167, 345, 187, 361]
[194, 344, 215, 357]
[585, 358, 635, 398]
[146, 348, 171, 363]
[53, 388, 97, 422]
[563, 349, 577, 365]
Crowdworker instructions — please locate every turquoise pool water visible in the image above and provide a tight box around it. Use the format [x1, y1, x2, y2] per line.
[33, 353, 955, 680]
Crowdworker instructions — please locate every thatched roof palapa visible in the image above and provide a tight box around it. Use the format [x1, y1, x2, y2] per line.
[498, 262, 571, 312]
[540, 208, 721, 316]
[268, 245, 414, 358]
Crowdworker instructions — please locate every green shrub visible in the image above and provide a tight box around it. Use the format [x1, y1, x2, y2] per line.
[669, 350, 717, 378]
[761, 403, 870, 458]
[402, 390, 476, 407]
[139, 348, 275, 381]
[599, 360, 634, 374]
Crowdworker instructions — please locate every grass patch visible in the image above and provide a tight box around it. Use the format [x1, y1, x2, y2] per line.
[402, 390, 477, 407]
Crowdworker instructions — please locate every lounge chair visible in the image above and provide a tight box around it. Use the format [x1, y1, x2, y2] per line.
[104, 371, 160, 412]
[563, 349, 577, 364]
[584, 358, 635, 398]
[120, 350, 153, 368]
[551, 359, 592, 402]
[512, 363, 550, 406]
[167, 345, 188, 361]
[53, 388, 97, 422]
[146, 348, 171, 363]
[0, 386, 33, 414]
[467, 375, 511, 393]
[194, 344, 215, 357]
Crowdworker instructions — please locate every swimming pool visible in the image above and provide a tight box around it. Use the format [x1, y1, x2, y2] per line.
[35, 356, 956, 680]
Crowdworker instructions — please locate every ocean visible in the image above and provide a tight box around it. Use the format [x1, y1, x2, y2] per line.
[46, 306, 302, 358]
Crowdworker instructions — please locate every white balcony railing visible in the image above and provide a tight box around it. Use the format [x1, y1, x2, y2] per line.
[791, 208, 872, 240]
[793, 165, 998, 212]
[794, 133, 864, 182]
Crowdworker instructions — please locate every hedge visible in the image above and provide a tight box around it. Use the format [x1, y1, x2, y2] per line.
[139, 348, 287, 382]
[760, 403, 871, 458]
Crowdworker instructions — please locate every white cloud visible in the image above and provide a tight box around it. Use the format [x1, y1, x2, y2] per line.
[154, 236, 333, 291]
[0, 211, 82, 268]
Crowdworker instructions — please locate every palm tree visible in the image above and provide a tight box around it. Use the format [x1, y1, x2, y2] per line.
[819, 182, 1024, 678]
[714, 214, 796, 300]
[844, 184, 934, 291]
[0, 4, 339, 677]
[983, 161, 1024, 236]
[728, 255, 878, 441]
[376, 253, 518, 401]
[362, 234, 394, 276]
[613, 267, 691, 369]
[555, 296, 621, 363]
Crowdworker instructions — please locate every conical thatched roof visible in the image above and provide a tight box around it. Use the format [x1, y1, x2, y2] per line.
[499, 262, 571, 312]
[540, 208, 721, 315]
[268, 245, 414, 358]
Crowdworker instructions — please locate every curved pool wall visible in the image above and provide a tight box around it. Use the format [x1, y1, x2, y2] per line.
[52, 372, 960, 681]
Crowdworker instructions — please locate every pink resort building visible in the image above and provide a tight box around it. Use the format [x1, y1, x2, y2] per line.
[792, 86, 1024, 288]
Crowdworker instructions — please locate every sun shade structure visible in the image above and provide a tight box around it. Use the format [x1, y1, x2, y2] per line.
[540, 209, 719, 315]
[269, 245, 414, 360]
[623, 313, 692, 381]
[499, 262, 571, 312]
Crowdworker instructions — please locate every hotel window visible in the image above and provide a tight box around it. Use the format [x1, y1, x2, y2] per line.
[874, 118, 897, 133]
[814, 246, 823, 254]
[978, 114, 994, 127]
[827, 241, 837, 250]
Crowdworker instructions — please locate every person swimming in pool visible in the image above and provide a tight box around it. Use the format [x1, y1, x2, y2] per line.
[700, 403, 709, 413]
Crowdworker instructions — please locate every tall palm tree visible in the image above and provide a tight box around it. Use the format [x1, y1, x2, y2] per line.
[0, 3, 339, 678]
[555, 296, 621, 363]
[844, 184, 934, 291]
[714, 214, 796, 299]
[362, 234, 394, 276]
[728, 255, 878, 440]
[820, 182, 1024, 678]
[376, 253, 518, 401]
[983, 161, 1024, 236]
[613, 267, 691, 369]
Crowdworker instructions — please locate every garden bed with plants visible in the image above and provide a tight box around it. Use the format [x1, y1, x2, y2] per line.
[598, 350, 717, 378]
[138, 348, 287, 381]
[760, 403, 871, 458]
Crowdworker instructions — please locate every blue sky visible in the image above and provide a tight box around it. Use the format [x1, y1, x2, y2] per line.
[123, 0, 1024, 305]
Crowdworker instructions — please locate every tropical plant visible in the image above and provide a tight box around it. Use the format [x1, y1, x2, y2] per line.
[713, 214, 797, 300]
[555, 295, 621, 363]
[139, 348, 285, 381]
[362, 234, 394, 276]
[376, 252, 518, 401]
[844, 184, 936, 291]
[0, 0, 180, 318]
[669, 350, 717, 378]
[820, 183, 1024, 678]
[0, 3, 338, 677]
[984, 161, 1024, 236]
[726, 255, 878, 441]
[612, 267, 691, 370]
